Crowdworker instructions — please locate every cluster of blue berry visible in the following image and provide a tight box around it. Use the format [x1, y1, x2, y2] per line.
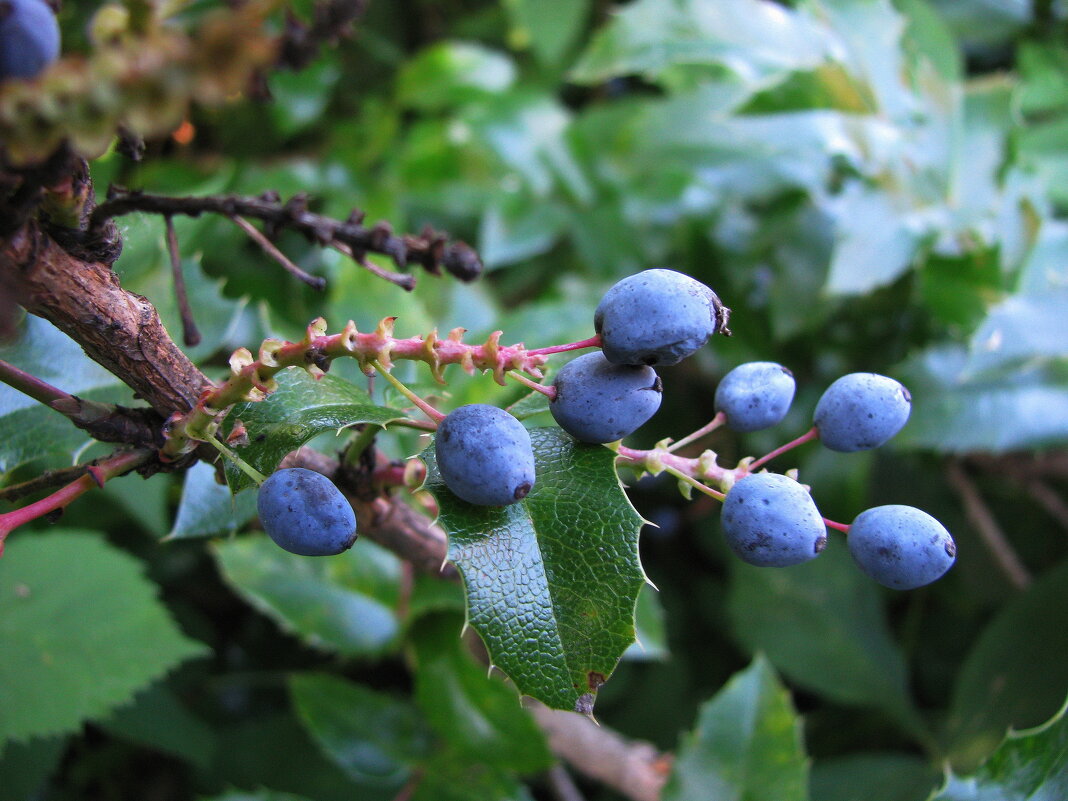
[253, 268, 955, 591]
[0, 0, 60, 82]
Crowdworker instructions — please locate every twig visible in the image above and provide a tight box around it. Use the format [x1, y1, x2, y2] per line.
[333, 239, 416, 290]
[1025, 480, 1068, 536]
[165, 215, 202, 347]
[547, 764, 587, 801]
[0, 357, 70, 408]
[946, 460, 1032, 590]
[278, 0, 370, 71]
[527, 702, 671, 801]
[88, 188, 483, 284]
[0, 465, 93, 503]
[230, 214, 327, 290]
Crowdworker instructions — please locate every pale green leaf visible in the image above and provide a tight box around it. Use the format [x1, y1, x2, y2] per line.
[170, 461, 258, 539]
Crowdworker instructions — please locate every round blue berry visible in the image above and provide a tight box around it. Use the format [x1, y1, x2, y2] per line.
[594, 269, 730, 367]
[435, 404, 536, 506]
[720, 472, 827, 567]
[714, 361, 795, 433]
[257, 468, 358, 556]
[0, 0, 60, 82]
[550, 352, 662, 443]
[848, 505, 956, 590]
[814, 373, 911, 452]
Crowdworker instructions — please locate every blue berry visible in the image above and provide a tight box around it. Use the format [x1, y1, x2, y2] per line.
[0, 0, 60, 82]
[720, 473, 827, 567]
[594, 269, 730, 367]
[847, 505, 956, 590]
[813, 373, 911, 452]
[550, 352, 662, 443]
[714, 361, 795, 433]
[435, 404, 536, 506]
[256, 468, 358, 556]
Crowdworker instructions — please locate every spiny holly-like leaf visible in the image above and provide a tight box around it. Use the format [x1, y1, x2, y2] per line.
[225, 369, 405, 492]
[0, 531, 206, 744]
[932, 696, 1068, 801]
[214, 537, 402, 657]
[422, 426, 646, 713]
[663, 655, 810, 801]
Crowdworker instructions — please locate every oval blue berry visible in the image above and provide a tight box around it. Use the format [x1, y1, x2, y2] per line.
[257, 468, 358, 556]
[0, 0, 60, 81]
[435, 404, 536, 506]
[720, 473, 827, 567]
[814, 373, 911, 452]
[550, 352, 662, 443]
[714, 361, 795, 433]
[848, 505, 956, 590]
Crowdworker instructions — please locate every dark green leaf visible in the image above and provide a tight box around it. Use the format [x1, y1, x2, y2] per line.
[214, 536, 402, 657]
[946, 561, 1068, 772]
[225, 369, 404, 492]
[0, 532, 206, 744]
[0, 735, 66, 801]
[410, 613, 552, 773]
[809, 753, 939, 801]
[663, 655, 809, 801]
[170, 461, 259, 540]
[290, 673, 428, 788]
[100, 680, 216, 769]
[412, 754, 537, 801]
[727, 537, 924, 738]
[423, 427, 646, 712]
[935, 697, 1068, 801]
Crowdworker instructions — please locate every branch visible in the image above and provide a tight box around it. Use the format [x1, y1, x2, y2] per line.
[946, 460, 1032, 590]
[277, 0, 370, 71]
[88, 188, 483, 285]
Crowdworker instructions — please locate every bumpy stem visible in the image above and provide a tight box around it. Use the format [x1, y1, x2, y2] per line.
[615, 444, 740, 492]
[0, 449, 153, 555]
[663, 466, 726, 502]
[161, 317, 552, 458]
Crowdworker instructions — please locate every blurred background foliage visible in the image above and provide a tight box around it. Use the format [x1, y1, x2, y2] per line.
[2, 0, 1068, 799]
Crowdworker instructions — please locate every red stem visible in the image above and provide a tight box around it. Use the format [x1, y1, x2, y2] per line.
[527, 335, 602, 357]
[0, 358, 72, 409]
[824, 517, 850, 533]
[748, 426, 819, 471]
[0, 449, 152, 555]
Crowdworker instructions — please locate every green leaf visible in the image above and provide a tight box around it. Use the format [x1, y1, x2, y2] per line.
[410, 613, 552, 773]
[945, 561, 1068, 772]
[0, 316, 131, 474]
[100, 680, 217, 769]
[269, 57, 342, 137]
[934, 697, 1068, 801]
[479, 195, 569, 269]
[225, 369, 405, 492]
[289, 673, 428, 788]
[0, 735, 67, 801]
[727, 537, 923, 737]
[570, 0, 830, 86]
[896, 346, 1068, 453]
[504, 0, 589, 67]
[199, 792, 314, 801]
[170, 461, 259, 539]
[663, 655, 810, 801]
[0, 531, 206, 744]
[412, 753, 537, 801]
[809, 753, 939, 801]
[422, 427, 646, 712]
[214, 536, 402, 657]
[397, 43, 516, 111]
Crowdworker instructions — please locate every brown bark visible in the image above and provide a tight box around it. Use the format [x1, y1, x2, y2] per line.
[1, 222, 210, 416]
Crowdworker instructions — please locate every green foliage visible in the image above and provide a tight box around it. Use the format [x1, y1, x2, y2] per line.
[0, 532, 205, 743]
[3, 0, 1068, 798]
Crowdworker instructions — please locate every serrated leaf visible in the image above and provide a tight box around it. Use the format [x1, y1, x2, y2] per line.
[934, 697, 1068, 801]
[423, 427, 646, 712]
[727, 537, 924, 738]
[214, 536, 402, 657]
[170, 461, 259, 539]
[290, 673, 428, 788]
[663, 655, 810, 801]
[225, 369, 405, 492]
[945, 561, 1068, 772]
[410, 613, 552, 773]
[0, 531, 206, 744]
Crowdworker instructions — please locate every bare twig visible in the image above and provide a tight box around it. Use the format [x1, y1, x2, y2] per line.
[947, 460, 1032, 590]
[165, 215, 202, 347]
[229, 213, 327, 290]
[278, 0, 370, 71]
[88, 188, 483, 285]
[1025, 480, 1068, 535]
[547, 764, 587, 801]
[0, 465, 93, 504]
